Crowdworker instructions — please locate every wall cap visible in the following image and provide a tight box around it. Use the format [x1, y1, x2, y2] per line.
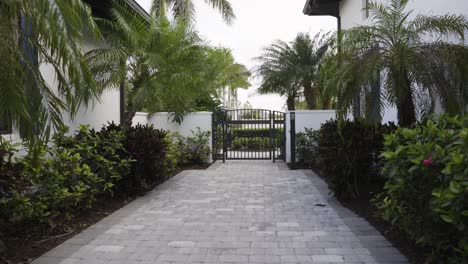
[286, 110, 336, 114]
[151, 111, 213, 116]
[134, 112, 149, 116]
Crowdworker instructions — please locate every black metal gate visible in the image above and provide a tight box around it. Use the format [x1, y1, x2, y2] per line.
[212, 109, 286, 162]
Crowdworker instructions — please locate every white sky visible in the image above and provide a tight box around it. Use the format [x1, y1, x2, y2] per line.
[137, 0, 336, 111]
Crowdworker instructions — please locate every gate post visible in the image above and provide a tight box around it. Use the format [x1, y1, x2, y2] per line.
[223, 110, 227, 163]
[290, 112, 296, 169]
[272, 112, 276, 163]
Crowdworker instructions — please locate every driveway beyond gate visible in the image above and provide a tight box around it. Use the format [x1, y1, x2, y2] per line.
[32, 161, 408, 264]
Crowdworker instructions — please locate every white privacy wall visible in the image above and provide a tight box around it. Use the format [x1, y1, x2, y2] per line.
[132, 112, 149, 126]
[285, 110, 337, 163]
[148, 112, 213, 163]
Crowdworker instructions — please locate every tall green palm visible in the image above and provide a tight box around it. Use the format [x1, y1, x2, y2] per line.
[87, 3, 246, 123]
[328, 0, 468, 126]
[87, 2, 210, 124]
[206, 48, 250, 108]
[0, 0, 100, 139]
[151, 0, 235, 24]
[255, 32, 330, 110]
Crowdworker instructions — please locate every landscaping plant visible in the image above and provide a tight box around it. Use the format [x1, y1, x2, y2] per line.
[295, 128, 320, 169]
[170, 128, 211, 166]
[54, 125, 133, 195]
[101, 123, 169, 194]
[232, 137, 270, 151]
[375, 115, 468, 263]
[1, 143, 101, 224]
[317, 119, 396, 200]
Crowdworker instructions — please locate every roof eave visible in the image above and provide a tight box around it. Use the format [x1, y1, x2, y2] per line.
[303, 0, 340, 18]
[85, 0, 150, 21]
[124, 0, 150, 21]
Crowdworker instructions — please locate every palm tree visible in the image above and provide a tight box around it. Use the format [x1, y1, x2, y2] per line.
[328, 0, 468, 126]
[0, 0, 100, 140]
[87, 4, 248, 123]
[255, 32, 330, 110]
[87, 3, 211, 124]
[151, 0, 235, 24]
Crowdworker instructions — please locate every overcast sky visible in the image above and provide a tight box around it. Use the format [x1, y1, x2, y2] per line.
[136, 0, 336, 111]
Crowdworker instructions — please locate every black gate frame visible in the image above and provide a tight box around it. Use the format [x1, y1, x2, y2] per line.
[212, 109, 286, 162]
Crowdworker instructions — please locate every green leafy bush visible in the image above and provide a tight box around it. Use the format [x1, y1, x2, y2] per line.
[232, 137, 270, 150]
[170, 128, 211, 166]
[374, 115, 467, 263]
[296, 128, 319, 168]
[54, 125, 133, 195]
[231, 128, 271, 138]
[317, 119, 396, 200]
[0, 124, 135, 224]
[160, 135, 182, 177]
[1, 143, 101, 224]
[102, 123, 168, 194]
[0, 139, 23, 200]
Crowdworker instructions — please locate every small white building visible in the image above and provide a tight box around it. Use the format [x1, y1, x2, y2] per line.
[303, 0, 468, 122]
[0, 0, 149, 140]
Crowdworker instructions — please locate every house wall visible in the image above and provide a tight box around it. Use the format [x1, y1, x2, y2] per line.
[60, 35, 121, 133]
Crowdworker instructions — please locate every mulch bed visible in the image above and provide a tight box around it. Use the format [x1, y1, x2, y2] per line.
[0, 163, 211, 264]
[0, 196, 131, 264]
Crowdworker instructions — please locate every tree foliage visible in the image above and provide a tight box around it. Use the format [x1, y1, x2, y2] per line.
[255, 32, 331, 110]
[325, 0, 468, 126]
[0, 0, 100, 140]
[151, 0, 235, 24]
[87, 1, 248, 123]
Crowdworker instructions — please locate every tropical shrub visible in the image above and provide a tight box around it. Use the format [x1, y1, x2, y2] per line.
[231, 128, 271, 138]
[295, 128, 320, 169]
[317, 119, 396, 200]
[1, 143, 101, 224]
[0, 124, 136, 224]
[0, 140, 23, 201]
[170, 128, 211, 166]
[54, 125, 133, 195]
[374, 115, 467, 263]
[232, 137, 270, 150]
[160, 135, 182, 177]
[110, 124, 168, 194]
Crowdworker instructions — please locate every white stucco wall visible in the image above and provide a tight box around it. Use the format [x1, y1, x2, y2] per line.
[64, 35, 120, 133]
[285, 110, 337, 163]
[148, 112, 213, 163]
[132, 112, 149, 126]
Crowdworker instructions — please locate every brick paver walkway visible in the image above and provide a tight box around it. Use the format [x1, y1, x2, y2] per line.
[32, 161, 408, 264]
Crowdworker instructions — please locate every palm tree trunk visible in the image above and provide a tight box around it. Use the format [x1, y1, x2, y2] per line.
[353, 94, 361, 119]
[322, 97, 331, 110]
[303, 81, 316, 109]
[396, 72, 416, 127]
[159, 0, 167, 20]
[286, 96, 296, 111]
